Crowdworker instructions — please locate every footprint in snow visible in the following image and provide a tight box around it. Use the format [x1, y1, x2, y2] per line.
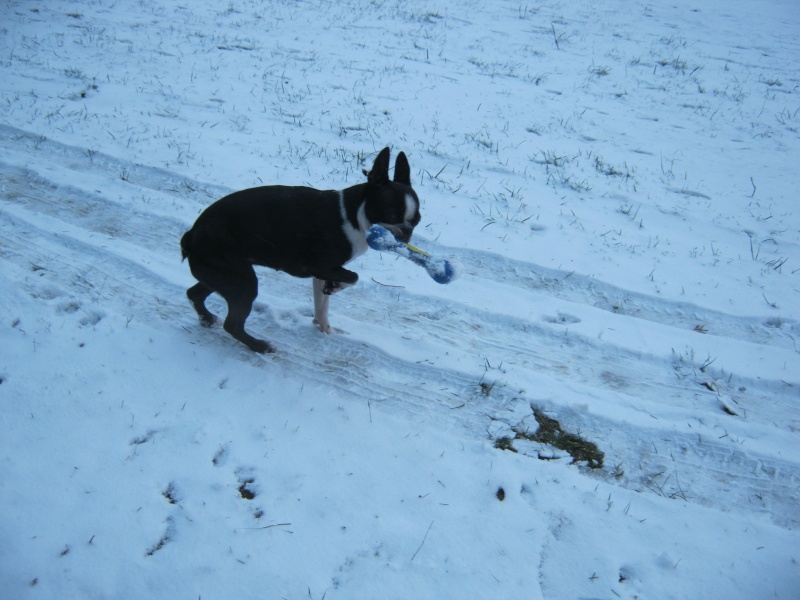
[542, 313, 581, 325]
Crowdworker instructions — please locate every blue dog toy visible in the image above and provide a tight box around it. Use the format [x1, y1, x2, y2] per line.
[367, 225, 463, 284]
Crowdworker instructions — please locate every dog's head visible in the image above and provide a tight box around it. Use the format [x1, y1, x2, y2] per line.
[364, 147, 420, 243]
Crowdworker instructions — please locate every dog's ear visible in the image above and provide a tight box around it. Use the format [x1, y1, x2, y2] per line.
[367, 147, 391, 185]
[394, 152, 411, 185]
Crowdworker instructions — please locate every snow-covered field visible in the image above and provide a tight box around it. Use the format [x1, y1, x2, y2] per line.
[1, 0, 798, 597]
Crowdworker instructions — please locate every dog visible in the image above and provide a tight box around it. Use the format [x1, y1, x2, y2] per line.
[180, 147, 420, 353]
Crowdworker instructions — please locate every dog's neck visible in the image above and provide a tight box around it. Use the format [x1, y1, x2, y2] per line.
[339, 183, 371, 231]
[338, 186, 371, 260]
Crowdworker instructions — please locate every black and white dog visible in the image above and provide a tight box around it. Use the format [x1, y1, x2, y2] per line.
[181, 147, 420, 353]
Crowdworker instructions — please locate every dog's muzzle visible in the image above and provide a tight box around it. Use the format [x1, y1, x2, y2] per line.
[381, 223, 415, 243]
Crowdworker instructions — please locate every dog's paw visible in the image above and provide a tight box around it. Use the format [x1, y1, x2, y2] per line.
[313, 317, 334, 334]
[322, 281, 341, 295]
[252, 339, 276, 353]
[199, 314, 219, 328]
[241, 337, 275, 353]
[323, 280, 354, 295]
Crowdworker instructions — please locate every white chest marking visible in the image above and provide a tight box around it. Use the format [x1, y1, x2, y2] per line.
[339, 190, 369, 262]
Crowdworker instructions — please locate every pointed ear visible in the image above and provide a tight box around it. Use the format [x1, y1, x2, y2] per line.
[394, 152, 411, 185]
[367, 147, 391, 185]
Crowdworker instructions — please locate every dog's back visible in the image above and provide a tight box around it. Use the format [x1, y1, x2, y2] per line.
[183, 185, 352, 277]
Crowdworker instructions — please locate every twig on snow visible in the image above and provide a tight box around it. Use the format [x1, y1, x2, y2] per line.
[237, 523, 292, 531]
[411, 521, 434, 561]
[551, 24, 560, 50]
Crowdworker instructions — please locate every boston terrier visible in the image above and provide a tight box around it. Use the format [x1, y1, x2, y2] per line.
[180, 147, 420, 353]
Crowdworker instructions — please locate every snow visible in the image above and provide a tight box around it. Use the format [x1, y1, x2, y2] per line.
[1, 0, 798, 598]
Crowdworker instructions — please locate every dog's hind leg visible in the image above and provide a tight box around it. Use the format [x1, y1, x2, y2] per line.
[221, 265, 275, 353]
[187, 282, 218, 327]
[189, 259, 275, 353]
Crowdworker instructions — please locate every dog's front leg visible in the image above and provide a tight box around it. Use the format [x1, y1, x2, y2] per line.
[311, 268, 358, 333]
[312, 277, 332, 333]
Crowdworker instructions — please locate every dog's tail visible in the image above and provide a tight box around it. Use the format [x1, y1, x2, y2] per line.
[180, 228, 194, 261]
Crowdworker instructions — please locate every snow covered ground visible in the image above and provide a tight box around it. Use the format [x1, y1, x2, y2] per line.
[1, 0, 798, 597]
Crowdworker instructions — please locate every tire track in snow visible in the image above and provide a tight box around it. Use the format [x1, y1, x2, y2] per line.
[3, 160, 795, 433]
[2, 130, 796, 423]
[3, 125, 796, 408]
[3, 123, 795, 354]
[0, 124, 226, 209]
[2, 131, 798, 528]
[0, 205, 483, 434]
[420, 243, 800, 352]
[4, 205, 798, 529]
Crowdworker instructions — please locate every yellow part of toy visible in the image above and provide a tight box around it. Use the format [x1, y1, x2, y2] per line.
[403, 242, 430, 257]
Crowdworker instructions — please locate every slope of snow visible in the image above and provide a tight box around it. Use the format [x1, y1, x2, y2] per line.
[1, 0, 798, 598]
